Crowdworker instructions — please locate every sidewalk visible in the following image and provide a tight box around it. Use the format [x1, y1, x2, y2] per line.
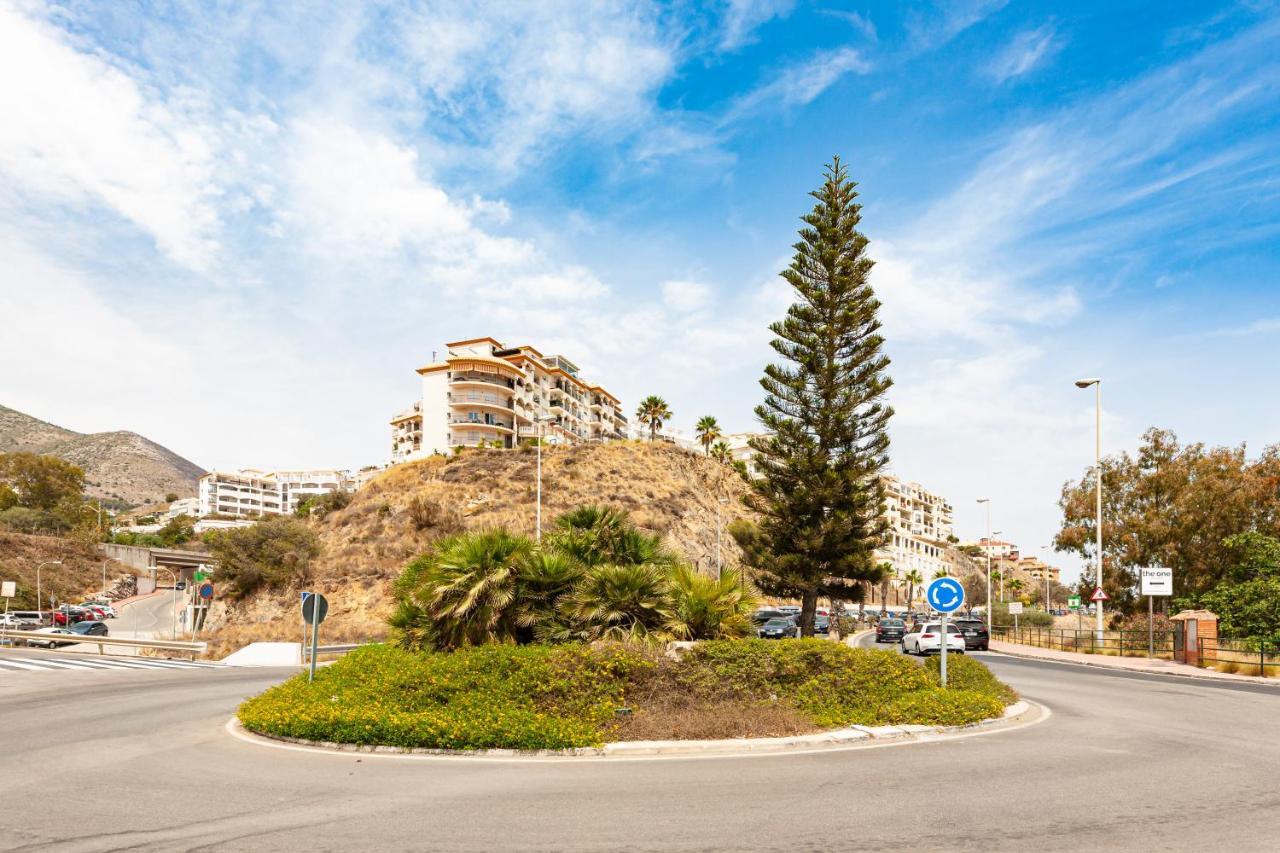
[990, 640, 1280, 687]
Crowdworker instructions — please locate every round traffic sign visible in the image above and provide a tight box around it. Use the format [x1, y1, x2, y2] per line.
[199, 583, 214, 599]
[301, 592, 329, 625]
[926, 576, 965, 614]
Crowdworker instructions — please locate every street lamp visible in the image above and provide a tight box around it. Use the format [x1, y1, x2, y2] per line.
[534, 415, 555, 543]
[1040, 545, 1052, 612]
[35, 561, 62, 625]
[1075, 377, 1104, 642]
[976, 499, 992, 632]
[715, 497, 729, 579]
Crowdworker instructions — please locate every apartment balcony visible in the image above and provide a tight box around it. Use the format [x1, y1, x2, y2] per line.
[451, 373, 516, 390]
[450, 391, 514, 410]
[450, 418, 514, 432]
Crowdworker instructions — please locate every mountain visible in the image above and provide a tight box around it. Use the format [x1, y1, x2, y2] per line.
[0, 404, 205, 507]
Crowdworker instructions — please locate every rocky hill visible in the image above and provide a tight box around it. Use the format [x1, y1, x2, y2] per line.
[0, 532, 136, 609]
[203, 441, 757, 656]
[0, 404, 204, 507]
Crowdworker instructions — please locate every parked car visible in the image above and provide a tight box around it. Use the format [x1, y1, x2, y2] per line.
[27, 620, 109, 648]
[875, 618, 906, 643]
[813, 616, 831, 635]
[752, 608, 789, 626]
[758, 617, 800, 639]
[953, 618, 990, 651]
[901, 622, 966, 656]
[79, 602, 116, 618]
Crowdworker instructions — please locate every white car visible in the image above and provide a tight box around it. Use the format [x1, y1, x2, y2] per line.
[901, 621, 966, 656]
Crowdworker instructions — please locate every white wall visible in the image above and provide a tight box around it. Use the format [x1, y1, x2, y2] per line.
[421, 371, 450, 455]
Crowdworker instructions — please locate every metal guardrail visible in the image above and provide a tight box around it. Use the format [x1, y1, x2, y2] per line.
[0, 629, 206, 657]
[991, 626, 1176, 658]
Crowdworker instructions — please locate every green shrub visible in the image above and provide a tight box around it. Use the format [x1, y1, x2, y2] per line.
[205, 517, 321, 597]
[924, 654, 1019, 704]
[239, 640, 1017, 751]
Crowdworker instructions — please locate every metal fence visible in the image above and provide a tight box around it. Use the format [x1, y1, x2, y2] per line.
[1197, 637, 1280, 677]
[991, 626, 1176, 659]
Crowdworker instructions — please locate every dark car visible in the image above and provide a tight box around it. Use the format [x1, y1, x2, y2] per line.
[953, 618, 989, 651]
[758, 618, 799, 640]
[751, 608, 788, 627]
[813, 616, 831, 635]
[875, 618, 906, 643]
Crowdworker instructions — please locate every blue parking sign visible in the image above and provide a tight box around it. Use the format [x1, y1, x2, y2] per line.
[926, 576, 965, 614]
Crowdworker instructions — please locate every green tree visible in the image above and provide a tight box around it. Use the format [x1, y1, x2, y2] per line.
[667, 565, 758, 640]
[695, 416, 722, 454]
[635, 396, 672, 441]
[733, 157, 893, 636]
[903, 569, 923, 609]
[710, 440, 732, 465]
[1187, 533, 1280, 641]
[205, 517, 322, 597]
[1056, 427, 1280, 611]
[1007, 578, 1024, 601]
[561, 562, 675, 642]
[0, 453, 85, 511]
[156, 514, 195, 547]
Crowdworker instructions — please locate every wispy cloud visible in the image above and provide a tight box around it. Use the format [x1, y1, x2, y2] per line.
[985, 23, 1062, 83]
[718, 0, 796, 52]
[721, 47, 871, 124]
[907, 0, 1009, 51]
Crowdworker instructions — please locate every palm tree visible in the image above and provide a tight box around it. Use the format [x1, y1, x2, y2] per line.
[635, 395, 672, 441]
[991, 569, 1004, 601]
[710, 440, 731, 464]
[934, 567, 951, 578]
[668, 564, 759, 640]
[903, 569, 923, 610]
[1007, 578, 1025, 601]
[550, 505, 674, 568]
[561, 562, 676, 642]
[407, 530, 535, 650]
[695, 416, 722, 453]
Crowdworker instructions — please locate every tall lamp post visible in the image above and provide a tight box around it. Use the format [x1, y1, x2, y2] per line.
[35, 561, 62, 626]
[1040, 545, 1052, 612]
[976, 500, 992, 632]
[1075, 377, 1104, 642]
[535, 415, 554, 543]
[992, 530, 1004, 601]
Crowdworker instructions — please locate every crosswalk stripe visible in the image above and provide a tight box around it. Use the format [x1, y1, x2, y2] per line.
[5, 657, 89, 669]
[0, 655, 218, 672]
[0, 659, 47, 670]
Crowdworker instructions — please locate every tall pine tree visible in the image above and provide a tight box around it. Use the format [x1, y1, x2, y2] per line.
[735, 157, 893, 636]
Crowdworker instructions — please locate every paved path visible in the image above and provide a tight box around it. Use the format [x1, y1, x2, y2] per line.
[989, 639, 1280, 686]
[0, 645, 1277, 851]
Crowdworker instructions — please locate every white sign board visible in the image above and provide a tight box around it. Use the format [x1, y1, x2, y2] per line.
[1, 581, 14, 597]
[1140, 567, 1173, 596]
[1007, 601, 1023, 615]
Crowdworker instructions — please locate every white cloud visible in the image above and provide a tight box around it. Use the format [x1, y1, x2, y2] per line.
[985, 24, 1062, 84]
[719, 0, 796, 51]
[0, 4, 221, 270]
[660, 279, 713, 312]
[723, 47, 871, 124]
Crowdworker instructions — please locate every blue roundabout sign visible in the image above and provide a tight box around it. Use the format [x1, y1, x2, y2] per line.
[926, 576, 965, 614]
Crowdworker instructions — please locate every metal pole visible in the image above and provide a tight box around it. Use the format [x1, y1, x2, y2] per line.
[1094, 381, 1104, 643]
[1148, 595, 1154, 658]
[308, 609, 320, 683]
[536, 420, 543, 544]
[940, 612, 948, 688]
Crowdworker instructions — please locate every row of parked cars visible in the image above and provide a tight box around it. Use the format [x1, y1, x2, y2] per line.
[751, 606, 832, 639]
[0, 601, 116, 647]
[873, 615, 990, 653]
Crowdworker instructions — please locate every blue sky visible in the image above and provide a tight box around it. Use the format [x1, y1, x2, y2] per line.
[3, 0, 1279, 580]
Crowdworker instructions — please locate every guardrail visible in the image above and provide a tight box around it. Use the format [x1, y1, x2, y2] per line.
[0, 629, 206, 659]
[1198, 637, 1280, 677]
[991, 625, 1176, 659]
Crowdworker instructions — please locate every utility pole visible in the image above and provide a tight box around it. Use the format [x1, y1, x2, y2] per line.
[1075, 378, 1104, 642]
[977, 499, 992, 632]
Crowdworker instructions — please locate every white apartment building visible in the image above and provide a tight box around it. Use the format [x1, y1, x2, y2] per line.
[197, 468, 354, 518]
[873, 475, 956, 584]
[390, 337, 627, 460]
[164, 497, 200, 519]
[964, 538, 1020, 561]
[723, 432, 763, 478]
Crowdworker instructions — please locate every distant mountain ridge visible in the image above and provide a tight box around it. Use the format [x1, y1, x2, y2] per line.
[0, 404, 204, 507]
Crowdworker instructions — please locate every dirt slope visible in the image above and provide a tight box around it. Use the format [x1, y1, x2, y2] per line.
[203, 441, 756, 656]
[0, 532, 135, 609]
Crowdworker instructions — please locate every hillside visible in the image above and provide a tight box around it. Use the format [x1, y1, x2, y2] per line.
[203, 441, 757, 656]
[0, 532, 136, 609]
[0, 404, 204, 507]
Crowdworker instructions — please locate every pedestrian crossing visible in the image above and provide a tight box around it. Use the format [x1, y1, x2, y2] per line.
[0, 653, 219, 673]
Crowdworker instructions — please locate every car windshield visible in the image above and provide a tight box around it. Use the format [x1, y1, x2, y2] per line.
[923, 624, 963, 633]
[881, 619, 903, 627]
[764, 619, 791, 627]
[70, 622, 97, 633]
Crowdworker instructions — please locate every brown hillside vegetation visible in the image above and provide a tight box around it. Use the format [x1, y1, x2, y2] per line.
[0, 532, 136, 609]
[202, 441, 756, 656]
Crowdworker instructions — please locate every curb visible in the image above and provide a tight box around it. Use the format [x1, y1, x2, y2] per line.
[227, 699, 1042, 761]
[990, 645, 1280, 688]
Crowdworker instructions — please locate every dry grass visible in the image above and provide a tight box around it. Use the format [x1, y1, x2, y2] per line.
[201, 442, 756, 658]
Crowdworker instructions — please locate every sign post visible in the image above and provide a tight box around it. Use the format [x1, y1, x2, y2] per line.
[926, 576, 965, 688]
[1140, 567, 1173, 658]
[1, 580, 14, 619]
[1008, 601, 1023, 632]
[301, 592, 329, 683]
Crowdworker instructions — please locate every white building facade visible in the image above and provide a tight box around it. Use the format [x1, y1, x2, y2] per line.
[872, 475, 955, 584]
[197, 469, 354, 518]
[391, 337, 627, 460]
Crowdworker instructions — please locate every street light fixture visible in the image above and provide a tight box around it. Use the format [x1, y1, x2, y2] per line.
[976, 500, 992, 632]
[1074, 377, 1104, 642]
[35, 561, 62, 626]
[534, 416, 555, 543]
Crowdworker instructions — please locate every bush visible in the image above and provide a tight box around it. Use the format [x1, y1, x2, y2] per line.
[924, 654, 1019, 704]
[239, 640, 1016, 751]
[205, 517, 321, 597]
[991, 601, 1053, 628]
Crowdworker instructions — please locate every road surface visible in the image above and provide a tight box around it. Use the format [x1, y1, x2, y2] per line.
[0, 643, 1276, 851]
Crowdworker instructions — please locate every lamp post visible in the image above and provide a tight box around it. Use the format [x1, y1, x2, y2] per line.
[976, 499, 992, 632]
[1075, 377, 1104, 642]
[35, 561, 62, 626]
[1040, 545, 1052, 612]
[535, 416, 554, 543]
[715, 497, 729, 579]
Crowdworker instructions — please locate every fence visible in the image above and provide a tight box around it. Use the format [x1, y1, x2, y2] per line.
[0, 629, 206, 660]
[1197, 637, 1280, 677]
[991, 626, 1176, 659]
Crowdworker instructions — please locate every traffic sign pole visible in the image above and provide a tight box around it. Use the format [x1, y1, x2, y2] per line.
[926, 577, 965, 689]
[309, 607, 320, 683]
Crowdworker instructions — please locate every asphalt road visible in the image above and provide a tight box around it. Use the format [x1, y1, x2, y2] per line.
[1, 642, 1277, 852]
